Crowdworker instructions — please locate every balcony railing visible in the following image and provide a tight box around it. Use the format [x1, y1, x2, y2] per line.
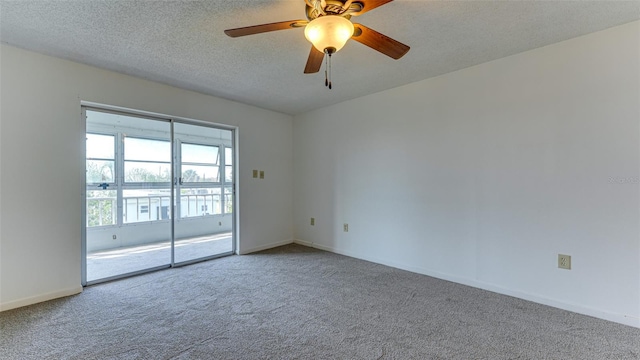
[87, 193, 232, 228]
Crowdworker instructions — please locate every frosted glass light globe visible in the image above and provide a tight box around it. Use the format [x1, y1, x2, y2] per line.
[304, 15, 354, 53]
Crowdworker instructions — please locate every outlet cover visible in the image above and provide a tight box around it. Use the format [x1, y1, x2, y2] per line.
[252, 170, 258, 178]
[343, 223, 349, 232]
[310, 218, 315, 226]
[259, 170, 265, 179]
[558, 254, 571, 270]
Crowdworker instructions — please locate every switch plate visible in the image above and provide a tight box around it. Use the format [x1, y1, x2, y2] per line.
[259, 170, 265, 179]
[558, 254, 571, 270]
[252, 170, 258, 178]
[112, 235, 117, 240]
[343, 223, 349, 232]
[310, 218, 315, 226]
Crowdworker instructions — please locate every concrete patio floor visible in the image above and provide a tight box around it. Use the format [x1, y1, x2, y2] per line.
[87, 232, 233, 282]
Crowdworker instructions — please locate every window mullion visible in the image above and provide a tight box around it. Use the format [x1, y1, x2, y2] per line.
[175, 139, 182, 221]
[116, 132, 124, 227]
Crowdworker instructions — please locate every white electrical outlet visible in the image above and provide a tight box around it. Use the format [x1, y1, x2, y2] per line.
[558, 254, 571, 270]
[252, 170, 258, 178]
[310, 218, 315, 226]
[343, 223, 349, 232]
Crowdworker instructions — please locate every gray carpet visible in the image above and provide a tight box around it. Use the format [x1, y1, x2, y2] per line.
[1, 244, 638, 359]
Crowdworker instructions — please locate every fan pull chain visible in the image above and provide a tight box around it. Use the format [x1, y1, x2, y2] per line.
[328, 53, 332, 89]
[324, 50, 333, 89]
[325, 53, 329, 87]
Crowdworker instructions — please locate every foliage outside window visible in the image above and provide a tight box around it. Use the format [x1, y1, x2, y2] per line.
[181, 143, 220, 183]
[124, 137, 171, 183]
[86, 190, 116, 227]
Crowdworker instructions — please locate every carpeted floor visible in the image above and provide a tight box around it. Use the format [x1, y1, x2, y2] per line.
[1, 244, 638, 359]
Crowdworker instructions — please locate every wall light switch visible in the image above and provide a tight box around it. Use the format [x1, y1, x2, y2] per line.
[343, 223, 349, 232]
[558, 254, 571, 270]
[310, 217, 315, 226]
[259, 170, 265, 179]
[252, 170, 258, 178]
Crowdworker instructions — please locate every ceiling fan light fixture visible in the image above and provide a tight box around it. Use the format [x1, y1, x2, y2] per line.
[304, 15, 354, 53]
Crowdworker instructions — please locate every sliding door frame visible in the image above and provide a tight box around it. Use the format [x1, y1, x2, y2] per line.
[81, 102, 238, 286]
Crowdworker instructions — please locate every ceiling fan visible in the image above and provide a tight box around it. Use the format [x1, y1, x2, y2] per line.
[224, 0, 410, 88]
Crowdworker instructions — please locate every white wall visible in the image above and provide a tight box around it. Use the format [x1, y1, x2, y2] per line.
[0, 44, 294, 310]
[293, 21, 640, 327]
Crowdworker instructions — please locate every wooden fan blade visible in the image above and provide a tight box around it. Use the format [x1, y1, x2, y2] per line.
[224, 20, 307, 37]
[304, 46, 325, 74]
[351, 24, 410, 59]
[351, 0, 394, 15]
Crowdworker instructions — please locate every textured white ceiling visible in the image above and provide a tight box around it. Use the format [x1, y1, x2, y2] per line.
[1, 1, 638, 115]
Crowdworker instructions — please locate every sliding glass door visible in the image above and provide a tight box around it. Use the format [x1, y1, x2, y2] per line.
[173, 123, 234, 263]
[83, 107, 235, 285]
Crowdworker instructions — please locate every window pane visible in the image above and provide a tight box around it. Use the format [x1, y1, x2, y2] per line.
[224, 186, 233, 214]
[181, 165, 219, 183]
[182, 143, 219, 165]
[123, 189, 171, 223]
[86, 190, 116, 227]
[224, 147, 233, 182]
[125, 161, 171, 182]
[86, 133, 114, 159]
[87, 160, 115, 183]
[225, 166, 232, 183]
[124, 137, 170, 162]
[225, 147, 232, 165]
[180, 188, 221, 218]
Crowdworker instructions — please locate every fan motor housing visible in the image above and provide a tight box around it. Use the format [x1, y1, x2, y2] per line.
[306, 0, 355, 20]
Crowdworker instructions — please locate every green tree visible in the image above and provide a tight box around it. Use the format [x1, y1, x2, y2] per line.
[86, 161, 114, 183]
[125, 167, 171, 182]
[182, 169, 199, 182]
[86, 190, 116, 227]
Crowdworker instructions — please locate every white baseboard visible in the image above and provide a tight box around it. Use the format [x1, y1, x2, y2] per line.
[293, 239, 640, 329]
[239, 239, 294, 255]
[0, 286, 83, 312]
[293, 239, 313, 247]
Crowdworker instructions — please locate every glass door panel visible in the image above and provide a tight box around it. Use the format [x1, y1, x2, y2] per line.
[173, 122, 234, 264]
[84, 107, 236, 284]
[85, 109, 172, 283]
